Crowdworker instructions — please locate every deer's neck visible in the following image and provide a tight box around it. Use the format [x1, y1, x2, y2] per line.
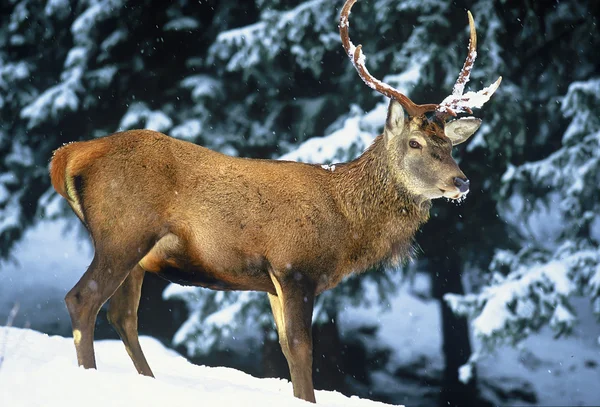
[331, 135, 431, 263]
[334, 135, 430, 222]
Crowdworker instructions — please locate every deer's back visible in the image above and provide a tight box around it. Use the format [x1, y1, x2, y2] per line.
[60, 130, 350, 292]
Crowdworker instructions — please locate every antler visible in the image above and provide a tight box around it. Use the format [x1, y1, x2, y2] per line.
[339, 0, 438, 118]
[339, 0, 502, 119]
[436, 11, 502, 118]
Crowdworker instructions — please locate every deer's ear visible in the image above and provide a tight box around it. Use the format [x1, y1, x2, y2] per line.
[384, 99, 406, 142]
[444, 117, 482, 145]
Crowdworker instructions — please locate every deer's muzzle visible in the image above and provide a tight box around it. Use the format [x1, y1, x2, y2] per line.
[453, 177, 470, 193]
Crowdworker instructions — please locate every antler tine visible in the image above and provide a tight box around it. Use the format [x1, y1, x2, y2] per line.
[339, 0, 438, 118]
[435, 11, 478, 120]
[436, 11, 502, 119]
[452, 11, 477, 100]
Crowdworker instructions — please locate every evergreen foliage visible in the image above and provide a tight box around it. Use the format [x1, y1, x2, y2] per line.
[0, 0, 598, 402]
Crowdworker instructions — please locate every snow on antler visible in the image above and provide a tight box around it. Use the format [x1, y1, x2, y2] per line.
[452, 49, 477, 97]
[438, 77, 502, 115]
[339, 0, 438, 117]
[340, 0, 501, 119]
[350, 45, 403, 97]
[437, 11, 502, 116]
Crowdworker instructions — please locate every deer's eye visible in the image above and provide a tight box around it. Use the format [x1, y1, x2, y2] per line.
[409, 140, 422, 149]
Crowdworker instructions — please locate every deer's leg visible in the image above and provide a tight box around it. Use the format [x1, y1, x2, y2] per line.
[268, 292, 290, 358]
[64, 255, 132, 370]
[107, 264, 154, 377]
[268, 271, 316, 403]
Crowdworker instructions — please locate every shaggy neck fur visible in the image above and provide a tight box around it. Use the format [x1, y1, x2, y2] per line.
[331, 134, 431, 268]
[334, 135, 431, 219]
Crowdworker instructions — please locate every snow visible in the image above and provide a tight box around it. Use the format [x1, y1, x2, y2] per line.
[71, 1, 123, 46]
[451, 49, 477, 97]
[278, 112, 376, 164]
[180, 75, 222, 101]
[561, 79, 600, 145]
[382, 59, 425, 96]
[100, 29, 128, 53]
[591, 216, 600, 244]
[20, 77, 82, 129]
[0, 327, 401, 407]
[5, 142, 34, 167]
[120, 102, 149, 130]
[217, 21, 264, 45]
[550, 303, 576, 327]
[458, 363, 473, 384]
[276, 0, 328, 35]
[437, 76, 502, 115]
[64, 47, 87, 68]
[0, 61, 29, 90]
[119, 102, 173, 133]
[0, 184, 8, 204]
[45, 0, 70, 19]
[339, 274, 443, 374]
[209, 0, 330, 74]
[339, 273, 600, 406]
[146, 111, 173, 133]
[339, 14, 349, 29]
[53, 86, 79, 112]
[0, 220, 598, 406]
[463, 260, 574, 338]
[171, 120, 203, 141]
[344, 43, 409, 103]
[87, 66, 118, 88]
[0, 194, 21, 235]
[71, 3, 104, 43]
[164, 17, 200, 32]
[164, 286, 267, 357]
[561, 79, 600, 117]
[8, 2, 28, 32]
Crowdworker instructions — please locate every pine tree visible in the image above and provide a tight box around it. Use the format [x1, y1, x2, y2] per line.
[1, 1, 599, 406]
[443, 0, 600, 388]
[446, 78, 600, 362]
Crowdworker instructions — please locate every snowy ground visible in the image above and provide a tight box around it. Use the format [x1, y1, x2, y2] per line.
[0, 327, 399, 407]
[1, 218, 599, 405]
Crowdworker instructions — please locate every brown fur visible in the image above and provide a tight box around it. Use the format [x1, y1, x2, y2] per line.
[49, 145, 69, 200]
[50, 99, 477, 403]
[50, 128, 435, 294]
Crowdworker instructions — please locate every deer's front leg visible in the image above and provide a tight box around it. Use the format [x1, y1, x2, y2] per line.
[268, 271, 316, 403]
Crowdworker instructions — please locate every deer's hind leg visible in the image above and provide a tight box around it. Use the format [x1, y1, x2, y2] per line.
[64, 229, 158, 371]
[65, 254, 131, 370]
[107, 264, 154, 377]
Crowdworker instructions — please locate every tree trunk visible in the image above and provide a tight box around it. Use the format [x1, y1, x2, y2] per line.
[431, 254, 478, 407]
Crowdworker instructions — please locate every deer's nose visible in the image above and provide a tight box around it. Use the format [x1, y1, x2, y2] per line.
[453, 177, 470, 193]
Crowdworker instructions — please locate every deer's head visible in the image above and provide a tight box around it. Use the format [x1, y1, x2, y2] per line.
[340, 0, 501, 201]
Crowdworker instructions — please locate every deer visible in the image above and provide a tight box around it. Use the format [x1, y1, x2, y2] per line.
[49, 0, 500, 403]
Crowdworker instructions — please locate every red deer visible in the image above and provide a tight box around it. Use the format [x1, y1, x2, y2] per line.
[49, 0, 501, 403]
